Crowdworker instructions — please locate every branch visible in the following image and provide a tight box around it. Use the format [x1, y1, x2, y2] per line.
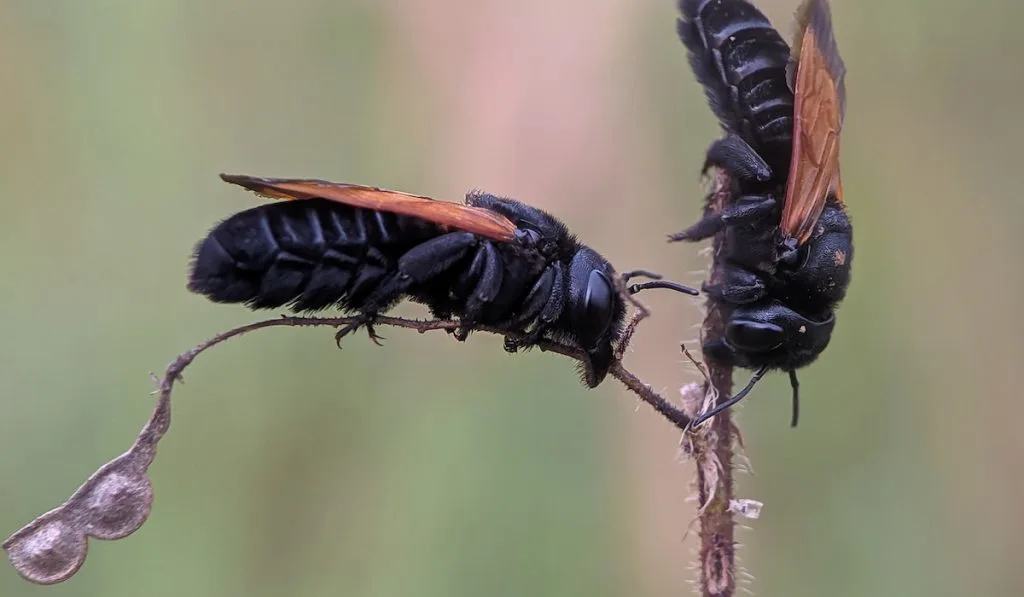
[3, 307, 691, 585]
[686, 169, 741, 597]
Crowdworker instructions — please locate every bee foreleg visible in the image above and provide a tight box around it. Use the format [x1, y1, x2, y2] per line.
[668, 212, 724, 242]
[524, 262, 567, 346]
[701, 265, 767, 305]
[503, 263, 562, 351]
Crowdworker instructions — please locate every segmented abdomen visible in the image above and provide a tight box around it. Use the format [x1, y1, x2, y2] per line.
[187, 199, 443, 312]
[678, 0, 794, 175]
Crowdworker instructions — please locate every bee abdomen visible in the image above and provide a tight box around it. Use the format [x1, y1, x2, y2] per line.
[678, 0, 794, 172]
[187, 199, 439, 312]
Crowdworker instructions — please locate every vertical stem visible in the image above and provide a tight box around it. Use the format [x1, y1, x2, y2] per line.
[694, 169, 736, 597]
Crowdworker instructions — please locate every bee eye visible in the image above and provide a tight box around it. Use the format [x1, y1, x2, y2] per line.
[579, 270, 614, 348]
[726, 320, 785, 352]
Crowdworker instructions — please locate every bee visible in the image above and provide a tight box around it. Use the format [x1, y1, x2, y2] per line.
[188, 174, 698, 387]
[672, 0, 851, 426]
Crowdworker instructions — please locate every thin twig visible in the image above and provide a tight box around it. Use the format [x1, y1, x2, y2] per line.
[3, 305, 691, 585]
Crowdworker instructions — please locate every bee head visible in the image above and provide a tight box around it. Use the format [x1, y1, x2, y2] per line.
[566, 248, 625, 387]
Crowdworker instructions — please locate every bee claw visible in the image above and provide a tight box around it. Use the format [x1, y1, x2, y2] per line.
[509, 327, 545, 353]
[365, 324, 386, 346]
[333, 315, 386, 349]
[333, 328, 349, 349]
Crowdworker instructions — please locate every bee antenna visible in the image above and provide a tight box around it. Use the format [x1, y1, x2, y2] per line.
[690, 365, 770, 428]
[627, 280, 700, 297]
[621, 269, 662, 282]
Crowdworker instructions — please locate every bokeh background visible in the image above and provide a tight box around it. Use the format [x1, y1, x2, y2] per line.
[2, 0, 1021, 595]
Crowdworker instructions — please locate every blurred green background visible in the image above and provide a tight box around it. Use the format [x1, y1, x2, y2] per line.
[2, 0, 1021, 595]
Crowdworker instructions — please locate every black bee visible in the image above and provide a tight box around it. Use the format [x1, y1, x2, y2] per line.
[188, 174, 698, 387]
[672, 0, 851, 426]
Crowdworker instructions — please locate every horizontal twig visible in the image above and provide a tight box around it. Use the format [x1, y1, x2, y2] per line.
[3, 308, 691, 585]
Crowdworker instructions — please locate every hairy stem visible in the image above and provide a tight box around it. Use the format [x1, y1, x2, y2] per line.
[193, 314, 690, 429]
[693, 169, 738, 597]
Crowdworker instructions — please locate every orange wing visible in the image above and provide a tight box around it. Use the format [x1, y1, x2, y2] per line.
[780, 0, 847, 245]
[220, 174, 519, 243]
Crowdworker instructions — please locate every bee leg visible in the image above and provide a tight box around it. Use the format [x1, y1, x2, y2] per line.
[342, 232, 479, 347]
[503, 264, 562, 351]
[526, 262, 567, 344]
[450, 248, 487, 342]
[702, 133, 773, 182]
[668, 194, 776, 242]
[334, 314, 381, 348]
[364, 321, 385, 345]
[456, 242, 505, 342]
[394, 231, 478, 285]
[515, 326, 548, 350]
[701, 282, 765, 305]
[725, 195, 776, 222]
[701, 265, 767, 305]
[667, 213, 721, 242]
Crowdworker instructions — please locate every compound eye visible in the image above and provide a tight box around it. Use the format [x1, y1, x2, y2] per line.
[579, 270, 614, 347]
[726, 320, 785, 352]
